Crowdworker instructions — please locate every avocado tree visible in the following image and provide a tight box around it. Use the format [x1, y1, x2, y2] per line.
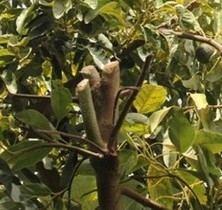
[1, 0, 222, 209]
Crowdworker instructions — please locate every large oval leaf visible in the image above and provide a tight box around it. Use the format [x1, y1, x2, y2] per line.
[133, 84, 167, 114]
[168, 111, 195, 153]
[51, 86, 72, 121]
[0, 140, 51, 169]
[16, 109, 55, 130]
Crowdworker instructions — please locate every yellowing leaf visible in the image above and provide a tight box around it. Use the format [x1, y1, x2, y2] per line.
[133, 84, 167, 114]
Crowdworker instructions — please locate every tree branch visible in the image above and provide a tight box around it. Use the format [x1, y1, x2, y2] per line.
[108, 55, 153, 150]
[36, 129, 107, 155]
[160, 29, 222, 53]
[121, 186, 168, 210]
[77, 79, 106, 150]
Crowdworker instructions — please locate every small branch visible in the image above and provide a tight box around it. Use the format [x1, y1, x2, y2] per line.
[9, 93, 78, 103]
[112, 87, 140, 123]
[77, 79, 106, 150]
[6, 142, 104, 159]
[160, 29, 222, 53]
[121, 186, 168, 210]
[108, 55, 153, 150]
[37, 129, 107, 155]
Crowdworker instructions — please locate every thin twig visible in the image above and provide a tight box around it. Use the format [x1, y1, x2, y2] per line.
[108, 55, 153, 151]
[160, 29, 222, 53]
[121, 186, 168, 210]
[37, 129, 108, 155]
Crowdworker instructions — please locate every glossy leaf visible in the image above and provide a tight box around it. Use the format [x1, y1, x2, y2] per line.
[168, 111, 195, 153]
[1, 70, 17, 94]
[53, 0, 72, 19]
[133, 84, 167, 114]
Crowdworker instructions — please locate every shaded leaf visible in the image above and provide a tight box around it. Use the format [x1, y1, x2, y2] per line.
[0, 202, 25, 210]
[0, 140, 52, 169]
[20, 183, 51, 198]
[16, 109, 55, 130]
[51, 86, 72, 121]
[133, 84, 167, 114]
[0, 158, 13, 194]
[169, 111, 195, 153]
[119, 149, 138, 175]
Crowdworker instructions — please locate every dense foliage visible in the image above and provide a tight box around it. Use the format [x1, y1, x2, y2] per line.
[1, 0, 222, 209]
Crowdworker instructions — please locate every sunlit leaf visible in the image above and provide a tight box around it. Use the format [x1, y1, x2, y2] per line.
[1, 70, 17, 94]
[176, 170, 207, 205]
[83, 0, 98, 9]
[190, 93, 210, 129]
[84, 1, 125, 24]
[147, 164, 173, 209]
[149, 107, 175, 133]
[169, 111, 195, 153]
[16, 3, 35, 34]
[194, 130, 222, 153]
[123, 113, 149, 134]
[53, 0, 72, 19]
[133, 84, 167, 114]
[190, 93, 208, 110]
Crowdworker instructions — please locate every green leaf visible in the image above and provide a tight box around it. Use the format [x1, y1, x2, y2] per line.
[119, 149, 138, 175]
[168, 111, 195, 153]
[51, 86, 72, 121]
[0, 140, 52, 169]
[20, 183, 51, 198]
[16, 109, 55, 130]
[133, 84, 167, 114]
[206, 59, 222, 82]
[1, 70, 17, 94]
[190, 93, 208, 110]
[83, 0, 98, 9]
[175, 169, 207, 205]
[123, 113, 149, 134]
[16, 3, 36, 34]
[194, 130, 222, 153]
[71, 175, 97, 210]
[53, 0, 72, 19]
[0, 202, 25, 210]
[147, 164, 173, 209]
[149, 107, 175, 133]
[84, 1, 125, 24]
[190, 93, 210, 129]
[0, 158, 13, 194]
